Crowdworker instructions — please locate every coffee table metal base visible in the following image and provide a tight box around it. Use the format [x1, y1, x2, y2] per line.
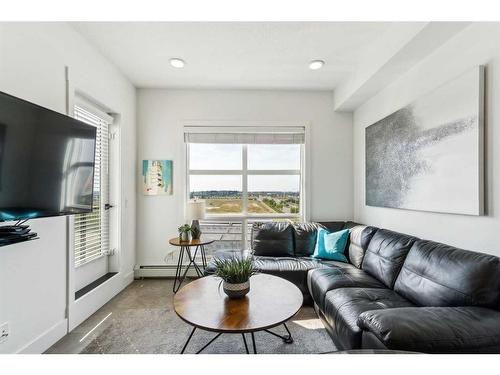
[180, 323, 293, 354]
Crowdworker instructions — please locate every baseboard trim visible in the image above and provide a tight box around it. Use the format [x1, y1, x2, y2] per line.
[13, 271, 134, 354]
[134, 266, 199, 278]
[17, 319, 67, 354]
[68, 270, 133, 331]
[123, 270, 135, 285]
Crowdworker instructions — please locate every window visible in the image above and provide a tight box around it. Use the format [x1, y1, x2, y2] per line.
[185, 126, 305, 250]
[73, 103, 112, 267]
[190, 174, 243, 214]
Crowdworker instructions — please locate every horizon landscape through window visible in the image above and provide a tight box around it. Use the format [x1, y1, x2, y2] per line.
[189, 143, 301, 215]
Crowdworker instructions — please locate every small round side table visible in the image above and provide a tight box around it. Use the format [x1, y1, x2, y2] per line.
[169, 237, 214, 293]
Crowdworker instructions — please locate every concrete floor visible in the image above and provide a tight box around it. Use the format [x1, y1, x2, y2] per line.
[46, 278, 336, 354]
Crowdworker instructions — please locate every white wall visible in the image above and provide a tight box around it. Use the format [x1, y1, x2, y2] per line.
[353, 23, 500, 256]
[0, 23, 136, 353]
[137, 90, 353, 267]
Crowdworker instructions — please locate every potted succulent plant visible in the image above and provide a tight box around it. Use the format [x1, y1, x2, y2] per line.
[213, 257, 257, 299]
[178, 224, 192, 242]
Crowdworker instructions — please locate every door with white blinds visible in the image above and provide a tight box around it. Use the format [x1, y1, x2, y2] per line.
[73, 104, 111, 267]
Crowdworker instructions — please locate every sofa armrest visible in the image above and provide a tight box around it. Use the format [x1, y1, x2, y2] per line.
[357, 306, 500, 353]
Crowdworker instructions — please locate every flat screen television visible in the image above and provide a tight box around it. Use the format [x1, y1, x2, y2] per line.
[0, 91, 97, 222]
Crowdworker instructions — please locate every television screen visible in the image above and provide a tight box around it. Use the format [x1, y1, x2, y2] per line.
[0, 91, 97, 222]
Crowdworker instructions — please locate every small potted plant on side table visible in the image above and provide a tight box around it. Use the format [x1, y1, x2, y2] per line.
[214, 257, 257, 299]
[178, 224, 192, 242]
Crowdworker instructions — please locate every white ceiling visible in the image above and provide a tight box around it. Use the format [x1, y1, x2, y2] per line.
[72, 22, 397, 90]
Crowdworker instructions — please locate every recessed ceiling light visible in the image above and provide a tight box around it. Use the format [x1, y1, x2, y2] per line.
[309, 60, 325, 70]
[170, 58, 186, 68]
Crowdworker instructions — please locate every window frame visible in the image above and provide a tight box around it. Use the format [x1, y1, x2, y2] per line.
[184, 123, 309, 246]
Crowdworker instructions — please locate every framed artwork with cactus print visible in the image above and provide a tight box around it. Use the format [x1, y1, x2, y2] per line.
[142, 160, 173, 195]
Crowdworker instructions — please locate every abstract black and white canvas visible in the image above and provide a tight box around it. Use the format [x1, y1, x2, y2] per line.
[365, 66, 484, 215]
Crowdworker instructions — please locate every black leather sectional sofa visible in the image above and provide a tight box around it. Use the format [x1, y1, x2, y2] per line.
[206, 221, 500, 353]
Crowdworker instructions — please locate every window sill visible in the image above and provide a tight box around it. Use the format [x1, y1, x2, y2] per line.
[203, 214, 301, 220]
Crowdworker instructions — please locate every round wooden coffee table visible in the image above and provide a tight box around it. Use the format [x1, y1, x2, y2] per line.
[174, 274, 303, 354]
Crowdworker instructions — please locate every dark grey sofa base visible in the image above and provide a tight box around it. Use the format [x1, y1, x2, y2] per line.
[314, 303, 349, 351]
[315, 303, 394, 352]
[361, 332, 390, 351]
[317, 304, 500, 353]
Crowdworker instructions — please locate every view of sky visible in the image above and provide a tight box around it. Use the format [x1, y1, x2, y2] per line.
[190, 144, 242, 170]
[189, 144, 301, 191]
[247, 144, 301, 170]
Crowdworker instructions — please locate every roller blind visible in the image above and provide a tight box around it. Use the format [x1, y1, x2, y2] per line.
[184, 126, 305, 144]
[73, 104, 111, 267]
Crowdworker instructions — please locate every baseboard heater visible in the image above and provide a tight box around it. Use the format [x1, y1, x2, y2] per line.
[75, 272, 118, 300]
[135, 265, 199, 278]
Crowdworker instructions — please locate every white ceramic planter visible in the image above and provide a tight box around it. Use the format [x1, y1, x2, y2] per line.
[179, 231, 191, 242]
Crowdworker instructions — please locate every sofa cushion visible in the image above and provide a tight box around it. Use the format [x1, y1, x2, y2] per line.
[293, 222, 326, 257]
[253, 256, 347, 273]
[312, 229, 349, 262]
[361, 229, 418, 288]
[394, 240, 500, 308]
[307, 267, 384, 311]
[317, 221, 346, 233]
[251, 222, 294, 257]
[358, 306, 500, 353]
[323, 288, 414, 350]
[252, 256, 353, 303]
[348, 225, 377, 268]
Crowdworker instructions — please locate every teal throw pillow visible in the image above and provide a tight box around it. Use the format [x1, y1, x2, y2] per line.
[312, 228, 349, 262]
